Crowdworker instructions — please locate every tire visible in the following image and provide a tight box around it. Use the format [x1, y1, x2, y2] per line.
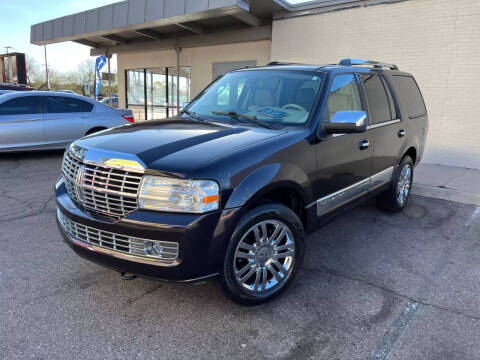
[220, 203, 305, 306]
[377, 155, 414, 212]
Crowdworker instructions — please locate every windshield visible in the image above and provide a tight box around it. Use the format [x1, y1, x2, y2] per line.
[186, 70, 324, 126]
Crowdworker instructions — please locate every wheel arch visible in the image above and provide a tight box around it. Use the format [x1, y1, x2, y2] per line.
[224, 163, 311, 229]
[404, 146, 417, 164]
[85, 127, 108, 136]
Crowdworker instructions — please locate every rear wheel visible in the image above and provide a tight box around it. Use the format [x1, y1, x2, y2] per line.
[220, 203, 305, 305]
[377, 155, 414, 212]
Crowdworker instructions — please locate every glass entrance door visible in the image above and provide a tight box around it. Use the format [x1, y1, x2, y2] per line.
[126, 66, 191, 121]
[167, 67, 191, 117]
[147, 68, 167, 120]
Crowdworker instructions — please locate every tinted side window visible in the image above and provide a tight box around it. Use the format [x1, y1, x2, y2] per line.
[0, 96, 42, 115]
[381, 77, 398, 120]
[360, 74, 391, 124]
[392, 75, 427, 118]
[46, 96, 93, 113]
[326, 74, 362, 120]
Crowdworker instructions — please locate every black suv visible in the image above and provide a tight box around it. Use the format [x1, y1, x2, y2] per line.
[56, 59, 428, 305]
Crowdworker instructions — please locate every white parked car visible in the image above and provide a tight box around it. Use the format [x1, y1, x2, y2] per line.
[100, 95, 119, 108]
[0, 91, 134, 152]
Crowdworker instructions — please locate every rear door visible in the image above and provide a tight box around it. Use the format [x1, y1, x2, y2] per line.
[0, 95, 44, 150]
[43, 96, 94, 146]
[359, 73, 406, 191]
[390, 75, 428, 163]
[313, 73, 373, 216]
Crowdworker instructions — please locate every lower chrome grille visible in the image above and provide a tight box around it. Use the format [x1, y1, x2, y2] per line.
[62, 151, 143, 218]
[57, 209, 179, 264]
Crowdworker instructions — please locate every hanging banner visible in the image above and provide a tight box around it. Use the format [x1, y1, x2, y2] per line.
[94, 55, 107, 100]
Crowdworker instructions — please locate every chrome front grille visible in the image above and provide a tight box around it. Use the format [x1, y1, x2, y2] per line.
[57, 209, 179, 263]
[62, 152, 143, 218]
[62, 153, 83, 204]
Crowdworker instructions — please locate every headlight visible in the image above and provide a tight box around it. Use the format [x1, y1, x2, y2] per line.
[138, 176, 220, 213]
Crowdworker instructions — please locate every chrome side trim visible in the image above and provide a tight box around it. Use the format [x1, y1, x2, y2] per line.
[315, 177, 370, 217]
[367, 119, 400, 130]
[306, 166, 394, 216]
[370, 166, 394, 190]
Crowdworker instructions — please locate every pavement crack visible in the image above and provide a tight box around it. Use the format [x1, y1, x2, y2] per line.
[443, 169, 469, 189]
[302, 265, 480, 321]
[123, 284, 163, 307]
[0, 193, 56, 222]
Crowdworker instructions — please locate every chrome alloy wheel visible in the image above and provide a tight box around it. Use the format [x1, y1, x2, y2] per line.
[233, 220, 295, 294]
[396, 164, 412, 205]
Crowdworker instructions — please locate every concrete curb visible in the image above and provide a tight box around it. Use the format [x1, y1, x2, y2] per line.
[412, 183, 480, 206]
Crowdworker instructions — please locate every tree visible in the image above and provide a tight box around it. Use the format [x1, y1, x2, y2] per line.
[71, 59, 95, 96]
[25, 55, 44, 88]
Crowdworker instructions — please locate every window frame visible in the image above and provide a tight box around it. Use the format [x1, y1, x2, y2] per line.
[125, 66, 191, 121]
[323, 71, 366, 123]
[0, 95, 44, 116]
[358, 72, 397, 126]
[380, 75, 399, 121]
[45, 96, 93, 114]
[185, 69, 327, 128]
[391, 75, 427, 120]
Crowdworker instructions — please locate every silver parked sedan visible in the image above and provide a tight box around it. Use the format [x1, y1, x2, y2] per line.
[0, 91, 134, 152]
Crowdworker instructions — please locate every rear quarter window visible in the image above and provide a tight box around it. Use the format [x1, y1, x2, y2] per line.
[392, 76, 427, 118]
[46, 96, 94, 113]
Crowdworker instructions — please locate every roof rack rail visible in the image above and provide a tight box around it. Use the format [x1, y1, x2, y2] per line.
[339, 58, 399, 70]
[267, 61, 298, 66]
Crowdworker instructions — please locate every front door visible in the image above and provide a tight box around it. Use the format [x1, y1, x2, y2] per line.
[0, 95, 44, 150]
[313, 73, 373, 217]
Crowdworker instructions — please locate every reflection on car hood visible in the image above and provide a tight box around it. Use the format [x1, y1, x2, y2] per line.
[76, 118, 288, 174]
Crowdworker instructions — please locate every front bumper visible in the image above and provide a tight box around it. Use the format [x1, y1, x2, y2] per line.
[56, 182, 244, 282]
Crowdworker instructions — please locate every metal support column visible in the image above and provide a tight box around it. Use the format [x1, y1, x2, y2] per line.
[175, 46, 182, 115]
[106, 49, 112, 106]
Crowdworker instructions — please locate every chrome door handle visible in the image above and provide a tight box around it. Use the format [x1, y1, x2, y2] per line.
[359, 140, 370, 150]
[398, 129, 406, 137]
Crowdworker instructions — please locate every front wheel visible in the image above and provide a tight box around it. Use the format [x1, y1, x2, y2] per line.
[220, 204, 305, 305]
[377, 155, 414, 212]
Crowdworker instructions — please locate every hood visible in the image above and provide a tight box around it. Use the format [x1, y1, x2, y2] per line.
[77, 118, 288, 175]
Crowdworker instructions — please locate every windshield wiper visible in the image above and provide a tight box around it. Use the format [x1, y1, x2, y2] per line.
[178, 109, 203, 121]
[212, 111, 274, 130]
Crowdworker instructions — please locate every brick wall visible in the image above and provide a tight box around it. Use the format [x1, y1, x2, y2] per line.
[272, 0, 480, 169]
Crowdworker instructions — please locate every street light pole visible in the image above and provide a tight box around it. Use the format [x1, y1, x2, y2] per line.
[44, 45, 50, 90]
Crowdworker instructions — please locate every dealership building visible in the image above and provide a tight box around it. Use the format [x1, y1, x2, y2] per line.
[31, 0, 480, 169]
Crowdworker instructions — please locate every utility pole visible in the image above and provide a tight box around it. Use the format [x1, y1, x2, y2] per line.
[44, 45, 50, 90]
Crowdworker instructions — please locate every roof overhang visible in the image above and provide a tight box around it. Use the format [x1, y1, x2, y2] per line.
[30, 0, 287, 54]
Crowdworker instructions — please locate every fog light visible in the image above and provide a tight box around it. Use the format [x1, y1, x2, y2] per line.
[144, 241, 163, 257]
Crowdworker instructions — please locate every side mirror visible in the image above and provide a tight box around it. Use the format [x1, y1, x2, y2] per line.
[322, 111, 367, 134]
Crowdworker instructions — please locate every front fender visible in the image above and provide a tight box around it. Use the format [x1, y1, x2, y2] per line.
[225, 163, 312, 209]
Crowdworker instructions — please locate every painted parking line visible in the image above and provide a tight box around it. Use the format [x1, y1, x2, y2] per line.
[368, 300, 419, 360]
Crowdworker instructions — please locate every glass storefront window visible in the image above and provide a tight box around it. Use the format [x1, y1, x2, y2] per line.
[126, 66, 191, 121]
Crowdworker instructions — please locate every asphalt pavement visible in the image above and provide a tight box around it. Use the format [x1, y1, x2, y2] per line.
[1, 151, 479, 360]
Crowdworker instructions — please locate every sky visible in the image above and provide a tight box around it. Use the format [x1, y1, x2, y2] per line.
[0, 0, 119, 73]
[0, 0, 314, 74]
